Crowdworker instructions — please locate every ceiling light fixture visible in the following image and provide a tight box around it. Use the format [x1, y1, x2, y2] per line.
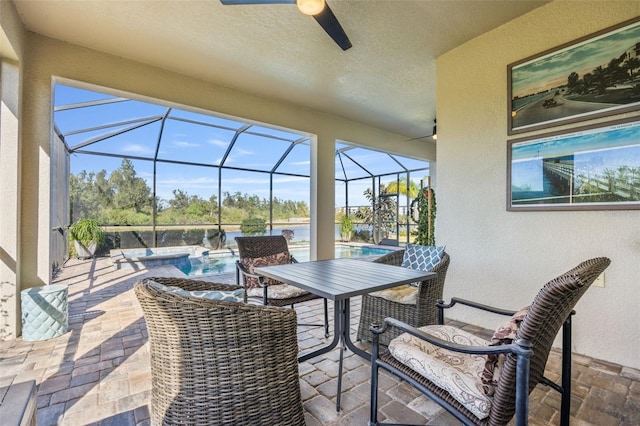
[296, 0, 325, 15]
[432, 119, 437, 141]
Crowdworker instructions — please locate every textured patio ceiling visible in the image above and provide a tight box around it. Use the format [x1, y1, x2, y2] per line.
[16, 0, 549, 141]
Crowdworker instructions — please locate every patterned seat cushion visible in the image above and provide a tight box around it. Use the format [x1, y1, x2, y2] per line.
[247, 284, 310, 300]
[147, 281, 245, 303]
[368, 284, 418, 305]
[388, 324, 493, 420]
[240, 251, 291, 289]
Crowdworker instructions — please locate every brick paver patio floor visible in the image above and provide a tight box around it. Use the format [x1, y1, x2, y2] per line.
[1, 257, 639, 425]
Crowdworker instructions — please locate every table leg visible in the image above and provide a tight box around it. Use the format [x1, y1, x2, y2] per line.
[298, 298, 341, 363]
[336, 298, 372, 411]
[336, 299, 346, 411]
[343, 299, 370, 361]
[299, 298, 372, 412]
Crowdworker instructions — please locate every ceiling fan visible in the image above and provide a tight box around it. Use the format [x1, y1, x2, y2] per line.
[220, 0, 352, 51]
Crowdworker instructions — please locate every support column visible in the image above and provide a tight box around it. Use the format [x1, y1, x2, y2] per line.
[310, 134, 335, 261]
[0, 60, 21, 339]
[19, 43, 51, 296]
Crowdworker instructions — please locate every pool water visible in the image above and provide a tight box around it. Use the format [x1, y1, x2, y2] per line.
[181, 244, 395, 277]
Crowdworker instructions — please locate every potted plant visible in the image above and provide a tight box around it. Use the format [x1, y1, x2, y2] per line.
[339, 214, 354, 242]
[69, 218, 105, 259]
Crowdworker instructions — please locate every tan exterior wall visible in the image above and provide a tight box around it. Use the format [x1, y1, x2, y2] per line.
[437, 1, 640, 369]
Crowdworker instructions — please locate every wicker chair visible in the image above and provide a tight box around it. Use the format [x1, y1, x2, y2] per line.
[135, 277, 305, 426]
[235, 235, 329, 337]
[369, 257, 611, 426]
[356, 249, 450, 346]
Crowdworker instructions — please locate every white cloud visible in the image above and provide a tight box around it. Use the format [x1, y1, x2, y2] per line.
[208, 139, 229, 148]
[155, 176, 219, 200]
[121, 144, 154, 154]
[273, 176, 309, 183]
[173, 140, 200, 148]
[235, 148, 253, 156]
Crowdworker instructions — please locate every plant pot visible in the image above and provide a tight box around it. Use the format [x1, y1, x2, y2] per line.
[74, 241, 97, 259]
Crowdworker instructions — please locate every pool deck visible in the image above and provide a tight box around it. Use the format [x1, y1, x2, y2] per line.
[1, 256, 639, 425]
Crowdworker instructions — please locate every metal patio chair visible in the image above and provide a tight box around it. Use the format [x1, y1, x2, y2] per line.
[135, 277, 305, 426]
[357, 249, 450, 346]
[369, 257, 611, 426]
[235, 235, 329, 337]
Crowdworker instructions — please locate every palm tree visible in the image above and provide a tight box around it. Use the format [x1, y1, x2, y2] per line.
[386, 177, 420, 198]
[591, 66, 609, 95]
[602, 169, 616, 193]
[624, 56, 640, 81]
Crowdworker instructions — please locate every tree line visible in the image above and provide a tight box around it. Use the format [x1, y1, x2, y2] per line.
[567, 51, 640, 96]
[70, 159, 310, 225]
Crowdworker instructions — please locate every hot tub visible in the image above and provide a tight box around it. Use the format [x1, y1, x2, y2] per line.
[110, 246, 209, 270]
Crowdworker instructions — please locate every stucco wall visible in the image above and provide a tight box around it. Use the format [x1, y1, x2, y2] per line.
[437, 1, 640, 369]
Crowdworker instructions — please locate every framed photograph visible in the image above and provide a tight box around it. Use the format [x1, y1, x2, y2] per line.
[508, 17, 640, 135]
[508, 117, 640, 211]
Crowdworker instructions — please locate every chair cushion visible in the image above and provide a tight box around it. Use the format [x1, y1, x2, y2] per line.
[247, 284, 310, 300]
[481, 306, 530, 396]
[147, 281, 245, 303]
[368, 284, 418, 305]
[240, 251, 291, 289]
[388, 324, 493, 420]
[401, 244, 445, 285]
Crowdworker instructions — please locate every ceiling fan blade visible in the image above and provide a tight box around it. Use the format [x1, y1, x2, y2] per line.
[312, 2, 352, 51]
[220, 0, 295, 5]
[221, 0, 352, 50]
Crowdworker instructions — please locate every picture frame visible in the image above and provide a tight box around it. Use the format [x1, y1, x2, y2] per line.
[507, 116, 640, 211]
[508, 17, 640, 135]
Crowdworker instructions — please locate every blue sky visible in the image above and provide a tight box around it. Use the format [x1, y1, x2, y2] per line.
[512, 19, 640, 98]
[511, 120, 640, 190]
[54, 84, 429, 207]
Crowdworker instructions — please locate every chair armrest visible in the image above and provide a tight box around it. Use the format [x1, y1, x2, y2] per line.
[438, 297, 518, 316]
[373, 249, 404, 266]
[437, 297, 518, 324]
[235, 261, 267, 287]
[291, 255, 299, 264]
[372, 317, 532, 357]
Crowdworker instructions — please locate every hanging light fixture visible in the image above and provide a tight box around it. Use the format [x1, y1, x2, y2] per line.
[297, 0, 325, 15]
[432, 118, 437, 141]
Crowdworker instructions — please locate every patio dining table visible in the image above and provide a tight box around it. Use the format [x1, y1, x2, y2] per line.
[254, 257, 436, 411]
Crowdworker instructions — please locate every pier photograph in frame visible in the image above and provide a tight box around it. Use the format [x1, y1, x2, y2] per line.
[508, 117, 640, 211]
[508, 17, 640, 135]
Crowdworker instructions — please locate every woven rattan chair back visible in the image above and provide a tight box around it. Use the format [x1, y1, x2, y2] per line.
[357, 250, 450, 345]
[135, 277, 305, 426]
[234, 235, 330, 336]
[488, 257, 611, 425]
[235, 235, 290, 259]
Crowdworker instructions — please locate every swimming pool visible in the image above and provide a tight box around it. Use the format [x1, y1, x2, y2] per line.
[182, 244, 396, 277]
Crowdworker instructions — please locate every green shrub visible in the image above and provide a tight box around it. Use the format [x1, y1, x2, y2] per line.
[241, 217, 267, 236]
